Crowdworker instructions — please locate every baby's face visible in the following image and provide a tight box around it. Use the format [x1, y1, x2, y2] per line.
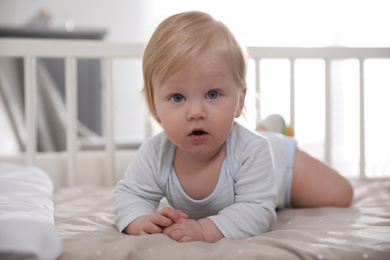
[153, 53, 246, 158]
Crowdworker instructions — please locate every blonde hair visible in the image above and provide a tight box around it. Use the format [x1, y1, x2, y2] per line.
[142, 11, 247, 121]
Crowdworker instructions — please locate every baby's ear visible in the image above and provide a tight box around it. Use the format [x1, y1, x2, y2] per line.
[151, 104, 162, 123]
[236, 87, 247, 117]
[154, 111, 162, 124]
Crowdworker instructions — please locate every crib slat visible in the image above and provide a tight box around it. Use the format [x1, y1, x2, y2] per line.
[144, 110, 153, 139]
[359, 59, 366, 178]
[24, 56, 37, 165]
[103, 58, 115, 186]
[289, 59, 295, 130]
[255, 59, 261, 125]
[325, 59, 332, 165]
[65, 57, 77, 186]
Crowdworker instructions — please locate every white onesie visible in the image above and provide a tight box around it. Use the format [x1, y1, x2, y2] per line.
[113, 122, 294, 239]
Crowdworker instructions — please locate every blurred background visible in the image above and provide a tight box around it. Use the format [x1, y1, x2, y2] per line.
[0, 0, 389, 178]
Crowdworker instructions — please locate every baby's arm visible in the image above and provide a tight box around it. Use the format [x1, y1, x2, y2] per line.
[124, 207, 188, 235]
[113, 137, 179, 234]
[163, 218, 223, 243]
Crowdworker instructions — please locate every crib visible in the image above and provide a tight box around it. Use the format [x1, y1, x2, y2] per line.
[0, 38, 389, 260]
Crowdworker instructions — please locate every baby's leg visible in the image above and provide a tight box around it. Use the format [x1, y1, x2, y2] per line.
[290, 149, 353, 208]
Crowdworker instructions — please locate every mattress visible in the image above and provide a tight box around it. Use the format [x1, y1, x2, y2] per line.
[54, 178, 390, 260]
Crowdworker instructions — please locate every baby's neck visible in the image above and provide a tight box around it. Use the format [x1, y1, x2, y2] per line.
[174, 143, 226, 170]
[173, 144, 226, 200]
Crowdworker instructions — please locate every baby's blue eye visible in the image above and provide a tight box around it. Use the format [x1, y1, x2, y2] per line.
[170, 94, 185, 102]
[206, 90, 220, 99]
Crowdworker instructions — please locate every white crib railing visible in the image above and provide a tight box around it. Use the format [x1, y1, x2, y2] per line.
[0, 39, 144, 186]
[1, 39, 389, 185]
[247, 46, 390, 178]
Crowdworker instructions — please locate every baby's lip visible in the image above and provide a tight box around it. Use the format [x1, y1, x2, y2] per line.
[189, 128, 208, 142]
[189, 128, 208, 136]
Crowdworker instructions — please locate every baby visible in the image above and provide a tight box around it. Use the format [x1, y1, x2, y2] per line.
[113, 11, 353, 243]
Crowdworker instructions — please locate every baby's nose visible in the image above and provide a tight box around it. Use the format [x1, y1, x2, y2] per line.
[187, 101, 207, 120]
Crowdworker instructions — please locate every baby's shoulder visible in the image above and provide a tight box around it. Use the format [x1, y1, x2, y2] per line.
[142, 131, 171, 151]
[230, 123, 269, 146]
[142, 131, 175, 162]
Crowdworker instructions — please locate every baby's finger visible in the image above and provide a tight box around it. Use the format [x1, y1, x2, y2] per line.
[175, 209, 188, 220]
[163, 225, 183, 241]
[158, 207, 184, 223]
[150, 213, 174, 228]
[178, 236, 193, 243]
[143, 221, 163, 234]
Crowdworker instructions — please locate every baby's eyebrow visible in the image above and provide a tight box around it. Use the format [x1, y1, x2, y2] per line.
[160, 82, 185, 90]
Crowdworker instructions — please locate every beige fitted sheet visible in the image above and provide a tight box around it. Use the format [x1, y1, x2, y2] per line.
[54, 178, 390, 260]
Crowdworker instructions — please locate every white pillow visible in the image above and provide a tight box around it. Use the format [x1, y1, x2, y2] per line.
[0, 163, 62, 260]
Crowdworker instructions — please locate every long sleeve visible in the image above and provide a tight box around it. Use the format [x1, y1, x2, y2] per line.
[208, 125, 278, 239]
[112, 134, 169, 232]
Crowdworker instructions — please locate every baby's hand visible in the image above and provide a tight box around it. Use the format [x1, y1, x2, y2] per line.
[124, 207, 188, 235]
[163, 218, 224, 243]
[163, 218, 204, 242]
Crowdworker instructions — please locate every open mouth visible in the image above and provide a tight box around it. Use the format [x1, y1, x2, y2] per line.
[192, 130, 206, 136]
[189, 129, 208, 141]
